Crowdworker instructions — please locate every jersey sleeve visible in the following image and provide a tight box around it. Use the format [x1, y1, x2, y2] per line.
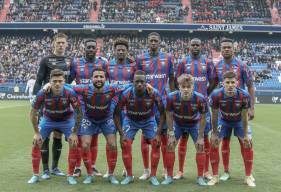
[153, 90, 164, 107]
[33, 57, 47, 95]
[32, 90, 45, 110]
[168, 54, 174, 76]
[69, 90, 80, 109]
[111, 84, 132, 95]
[73, 84, 87, 95]
[207, 59, 216, 81]
[175, 59, 184, 78]
[242, 94, 251, 109]
[166, 94, 174, 112]
[198, 97, 208, 114]
[135, 55, 142, 70]
[209, 92, 219, 109]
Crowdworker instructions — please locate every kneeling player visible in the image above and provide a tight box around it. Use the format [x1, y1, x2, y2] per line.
[114, 70, 165, 186]
[28, 69, 82, 184]
[162, 74, 208, 186]
[208, 71, 255, 187]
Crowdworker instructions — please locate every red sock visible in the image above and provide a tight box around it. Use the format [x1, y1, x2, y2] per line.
[68, 148, 78, 176]
[238, 139, 246, 163]
[196, 152, 206, 177]
[210, 147, 219, 176]
[32, 146, 41, 175]
[76, 137, 82, 168]
[82, 150, 93, 175]
[204, 136, 210, 174]
[166, 151, 175, 177]
[221, 138, 230, 172]
[239, 140, 253, 176]
[178, 136, 188, 173]
[150, 139, 160, 176]
[161, 135, 168, 169]
[141, 134, 149, 169]
[91, 135, 98, 166]
[122, 140, 133, 176]
[106, 144, 118, 175]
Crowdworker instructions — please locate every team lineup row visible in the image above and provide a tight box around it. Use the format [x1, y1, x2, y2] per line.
[27, 32, 255, 187]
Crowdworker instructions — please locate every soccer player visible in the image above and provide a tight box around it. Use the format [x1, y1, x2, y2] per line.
[114, 70, 165, 186]
[162, 74, 208, 186]
[32, 33, 71, 178]
[207, 71, 255, 187]
[103, 37, 136, 178]
[174, 38, 216, 180]
[136, 32, 175, 180]
[72, 68, 129, 184]
[213, 38, 255, 182]
[70, 38, 107, 177]
[25, 75, 36, 103]
[28, 69, 82, 184]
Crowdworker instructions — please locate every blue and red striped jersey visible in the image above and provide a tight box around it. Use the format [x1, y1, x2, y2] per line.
[107, 58, 136, 85]
[176, 55, 215, 97]
[166, 90, 208, 127]
[70, 56, 108, 84]
[214, 57, 253, 89]
[73, 84, 127, 122]
[118, 86, 163, 122]
[32, 86, 79, 121]
[209, 87, 251, 122]
[136, 51, 174, 96]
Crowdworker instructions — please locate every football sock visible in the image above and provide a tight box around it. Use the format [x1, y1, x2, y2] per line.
[32, 146, 41, 175]
[204, 136, 210, 174]
[221, 138, 230, 172]
[91, 134, 99, 166]
[41, 137, 49, 171]
[210, 147, 219, 176]
[166, 151, 175, 177]
[52, 137, 62, 170]
[196, 152, 206, 177]
[141, 134, 150, 169]
[150, 139, 161, 177]
[178, 136, 188, 173]
[82, 149, 93, 175]
[161, 135, 168, 169]
[106, 143, 118, 175]
[68, 148, 78, 176]
[122, 140, 133, 176]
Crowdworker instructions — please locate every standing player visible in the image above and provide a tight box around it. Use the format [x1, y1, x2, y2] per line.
[25, 75, 36, 103]
[28, 69, 82, 184]
[114, 70, 165, 186]
[162, 74, 208, 186]
[103, 38, 136, 178]
[207, 71, 255, 187]
[70, 38, 107, 177]
[213, 38, 255, 182]
[174, 38, 216, 180]
[32, 33, 70, 178]
[136, 32, 175, 180]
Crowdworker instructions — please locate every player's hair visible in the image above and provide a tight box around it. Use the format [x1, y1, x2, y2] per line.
[134, 70, 146, 77]
[148, 32, 161, 39]
[50, 69, 65, 79]
[114, 38, 129, 49]
[84, 38, 97, 45]
[177, 74, 194, 85]
[221, 38, 233, 44]
[53, 33, 68, 41]
[223, 71, 237, 80]
[190, 38, 201, 43]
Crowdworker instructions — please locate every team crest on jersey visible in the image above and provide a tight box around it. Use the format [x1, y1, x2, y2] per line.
[191, 104, 197, 110]
[145, 99, 152, 107]
[220, 100, 226, 107]
[235, 101, 241, 107]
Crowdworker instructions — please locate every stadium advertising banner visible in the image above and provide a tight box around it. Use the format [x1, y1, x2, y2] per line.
[1, 23, 281, 33]
[255, 96, 281, 104]
[0, 92, 30, 100]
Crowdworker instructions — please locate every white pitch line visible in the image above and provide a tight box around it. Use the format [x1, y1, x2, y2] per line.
[0, 104, 30, 109]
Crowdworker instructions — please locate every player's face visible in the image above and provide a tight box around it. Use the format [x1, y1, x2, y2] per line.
[92, 70, 105, 89]
[50, 76, 65, 94]
[134, 75, 146, 93]
[85, 41, 97, 59]
[53, 37, 67, 55]
[115, 44, 128, 61]
[223, 77, 238, 95]
[179, 82, 193, 99]
[148, 35, 160, 51]
[190, 39, 201, 56]
[221, 42, 234, 59]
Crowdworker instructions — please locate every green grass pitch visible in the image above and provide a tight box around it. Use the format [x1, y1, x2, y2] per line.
[0, 100, 280, 192]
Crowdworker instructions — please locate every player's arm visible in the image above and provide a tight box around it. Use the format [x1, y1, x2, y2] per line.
[25, 82, 29, 93]
[113, 96, 125, 139]
[247, 83, 255, 120]
[30, 108, 40, 134]
[168, 54, 176, 91]
[241, 108, 251, 148]
[68, 93, 81, 146]
[33, 58, 47, 95]
[207, 60, 216, 95]
[207, 79, 216, 96]
[155, 95, 165, 136]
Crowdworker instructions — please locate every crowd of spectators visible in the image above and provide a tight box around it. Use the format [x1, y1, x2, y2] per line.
[191, 0, 272, 24]
[98, 0, 189, 23]
[6, 0, 96, 22]
[0, 0, 4, 10]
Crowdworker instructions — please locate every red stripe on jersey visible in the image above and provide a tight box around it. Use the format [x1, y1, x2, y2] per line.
[215, 61, 220, 85]
[141, 54, 146, 71]
[183, 57, 187, 74]
[114, 63, 118, 81]
[122, 63, 127, 82]
[149, 56, 154, 89]
[157, 55, 162, 92]
[187, 99, 192, 124]
[197, 59, 203, 94]
[85, 63, 89, 80]
[76, 58, 81, 83]
[237, 60, 241, 88]
[191, 59, 195, 77]
[179, 96, 185, 126]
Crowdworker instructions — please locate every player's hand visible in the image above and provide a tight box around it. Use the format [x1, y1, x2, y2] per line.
[168, 135, 176, 149]
[68, 133, 78, 147]
[42, 83, 51, 93]
[243, 136, 252, 149]
[32, 133, 43, 146]
[248, 108, 255, 121]
[155, 134, 161, 147]
[210, 132, 219, 148]
[195, 137, 204, 152]
[146, 83, 154, 96]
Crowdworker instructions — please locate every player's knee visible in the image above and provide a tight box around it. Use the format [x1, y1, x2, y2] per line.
[108, 141, 117, 151]
[82, 142, 91, 151]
